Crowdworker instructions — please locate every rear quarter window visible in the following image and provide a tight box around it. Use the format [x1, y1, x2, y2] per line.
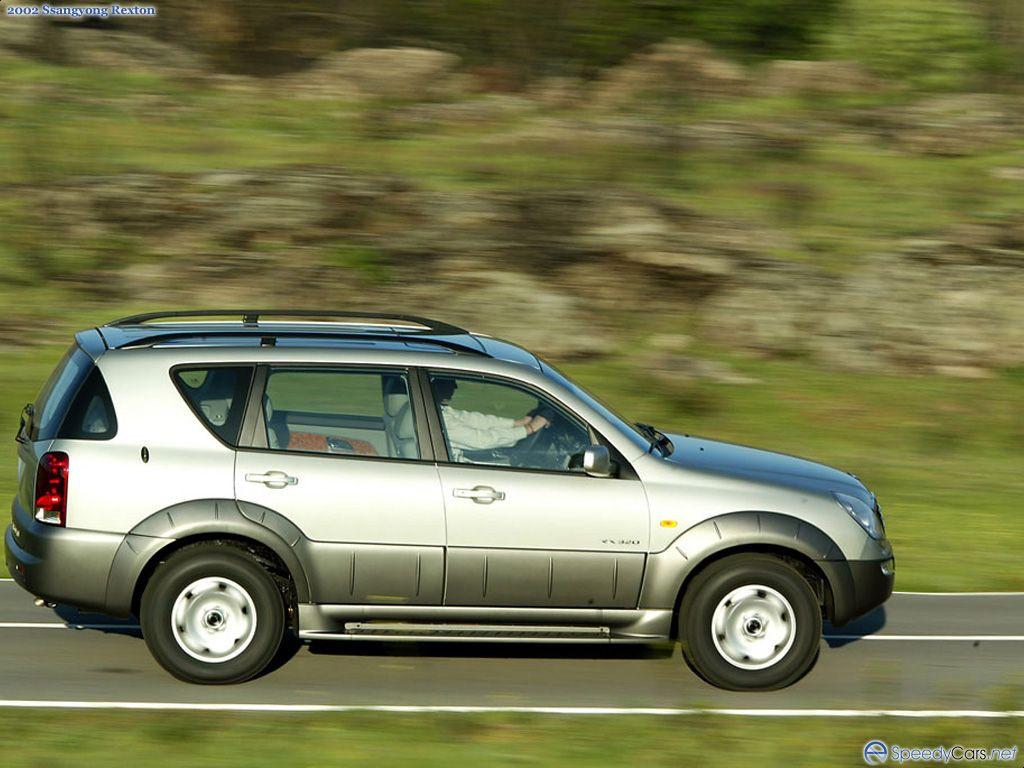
[30, 345, 94, 441]
[173, 366, 254, 446]
[59, 366, 118, 440]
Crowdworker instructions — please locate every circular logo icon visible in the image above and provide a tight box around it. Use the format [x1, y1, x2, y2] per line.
[863, 740, 888, 765]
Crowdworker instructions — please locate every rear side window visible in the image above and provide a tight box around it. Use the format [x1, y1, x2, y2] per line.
[30, 345, 94, 441]
[173, 366, 254, 446]
[262, 368, 419, 459]
[59, 367, 118, 440]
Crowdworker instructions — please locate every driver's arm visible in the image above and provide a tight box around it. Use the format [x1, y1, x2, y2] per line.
[442, 407, 529, 451]
[451, 409, 522, 430]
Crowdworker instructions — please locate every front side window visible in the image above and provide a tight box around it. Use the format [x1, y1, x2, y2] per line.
[174, 366, 254, 446]
[429, 373, 590, 472]
[262, 369, 420, 460]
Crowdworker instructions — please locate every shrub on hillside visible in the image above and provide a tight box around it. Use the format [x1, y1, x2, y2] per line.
[826, 0, 989, 91]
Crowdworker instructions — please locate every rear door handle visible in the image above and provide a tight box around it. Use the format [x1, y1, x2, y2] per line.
[453, 486, 505, 504]
[245, 471, 298, 489]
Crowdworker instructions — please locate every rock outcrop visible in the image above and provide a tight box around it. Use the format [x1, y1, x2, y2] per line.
[24, 165, 1024, 374]
[275, 47, 476, 101]
[592, 39, 751, 107]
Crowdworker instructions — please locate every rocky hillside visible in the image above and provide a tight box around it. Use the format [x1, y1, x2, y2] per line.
[22, 165, 1022, 376]
[3, 28, 1024, 376]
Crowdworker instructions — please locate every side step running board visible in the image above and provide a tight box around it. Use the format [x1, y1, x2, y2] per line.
[300, 623, 613, 643]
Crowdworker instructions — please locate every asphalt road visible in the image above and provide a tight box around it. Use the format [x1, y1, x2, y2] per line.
[1, 580, 1022, 711]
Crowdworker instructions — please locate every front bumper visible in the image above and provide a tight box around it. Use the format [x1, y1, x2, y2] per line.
[820, 550, 895, 627]
[5, 497, 125, 614]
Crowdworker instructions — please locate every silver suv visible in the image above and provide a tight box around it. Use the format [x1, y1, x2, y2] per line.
[6, 311, 893, 690]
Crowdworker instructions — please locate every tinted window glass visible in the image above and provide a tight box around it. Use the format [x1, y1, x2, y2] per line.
[31, 345, 93, 441]
[174, 366, 254, 446]
[262, 369, 419, 460]
[59, 367, 118, 440]
[429, 373, 590, 472]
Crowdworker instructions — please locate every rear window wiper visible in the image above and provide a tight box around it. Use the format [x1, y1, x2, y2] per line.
[16, 403, 33, 444]
[635, 422, 673, 456]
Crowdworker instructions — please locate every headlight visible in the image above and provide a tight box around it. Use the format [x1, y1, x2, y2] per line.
[832, 491, 884, 540]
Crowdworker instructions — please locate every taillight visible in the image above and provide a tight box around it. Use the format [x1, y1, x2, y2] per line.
[34, 451, 69, 527]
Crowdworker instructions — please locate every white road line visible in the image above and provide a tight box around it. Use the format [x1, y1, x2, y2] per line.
[3, 578, 1024, 595]
[0, 623, 1021, 640]
[0, 623, 138, 630]
[826, 635, 1024, 641]
[893, 591, 1024, 596]
[0, 701, 1021, 717]
[0, 577, 1022, 594]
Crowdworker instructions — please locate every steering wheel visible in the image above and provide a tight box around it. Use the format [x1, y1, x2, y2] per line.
[512, 403, 560, 460]
[514, 420, 546, 455]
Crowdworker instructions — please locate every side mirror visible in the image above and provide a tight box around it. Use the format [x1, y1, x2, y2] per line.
[583, 445, 613, 478]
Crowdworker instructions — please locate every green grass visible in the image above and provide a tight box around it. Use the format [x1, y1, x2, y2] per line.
[0, 711, 1021, 766]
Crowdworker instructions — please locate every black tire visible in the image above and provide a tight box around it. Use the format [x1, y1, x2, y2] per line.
[140, 545, 286, 684]
[679, 554, 821, 691]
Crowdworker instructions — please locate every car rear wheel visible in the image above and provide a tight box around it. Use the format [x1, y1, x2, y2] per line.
[140, 545, 285, 684]
[679, 554, 821, 691]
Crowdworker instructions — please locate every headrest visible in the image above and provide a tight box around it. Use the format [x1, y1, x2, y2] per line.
[384, 392, 409, 417]
[394, 401, 416, 438]
[200, 399, 231, 426]
[383, 376, 408, 396]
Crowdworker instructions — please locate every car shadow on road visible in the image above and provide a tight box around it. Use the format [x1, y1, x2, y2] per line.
[52, 604, 142, 638]
[823, 605, 887, 648]
[45, 602, 888, 658]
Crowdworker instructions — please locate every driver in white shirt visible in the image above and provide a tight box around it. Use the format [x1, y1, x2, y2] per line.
[433, 378, 549, 460]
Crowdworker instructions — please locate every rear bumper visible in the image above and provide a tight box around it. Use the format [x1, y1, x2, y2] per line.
[5, 497, 125, 614]
[820, 551, 895, 627]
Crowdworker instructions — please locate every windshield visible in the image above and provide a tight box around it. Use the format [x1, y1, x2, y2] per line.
[538, 359, 654, 454]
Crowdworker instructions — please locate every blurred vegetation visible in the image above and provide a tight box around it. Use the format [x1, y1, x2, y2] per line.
[826, 0, 990, 91]
[72, 0, 1015, 89]
[146, 0, 841, 80]
[1, 710, 1023, 766]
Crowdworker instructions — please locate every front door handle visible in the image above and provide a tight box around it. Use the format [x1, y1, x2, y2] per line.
[245, 471, 298, 489]
[453, 486, 506, 504]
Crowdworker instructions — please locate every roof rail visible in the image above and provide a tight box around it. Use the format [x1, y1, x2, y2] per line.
[108, 310, 469, 336]
[115, 330, 485, 356]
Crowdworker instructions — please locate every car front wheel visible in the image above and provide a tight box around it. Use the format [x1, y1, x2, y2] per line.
[140, 544, 286, 684]
[679, 554, 821, 691]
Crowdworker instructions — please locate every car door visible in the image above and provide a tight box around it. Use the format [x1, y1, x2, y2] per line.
[426, 371, 649, 609]
[234, 366, 446, 605]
